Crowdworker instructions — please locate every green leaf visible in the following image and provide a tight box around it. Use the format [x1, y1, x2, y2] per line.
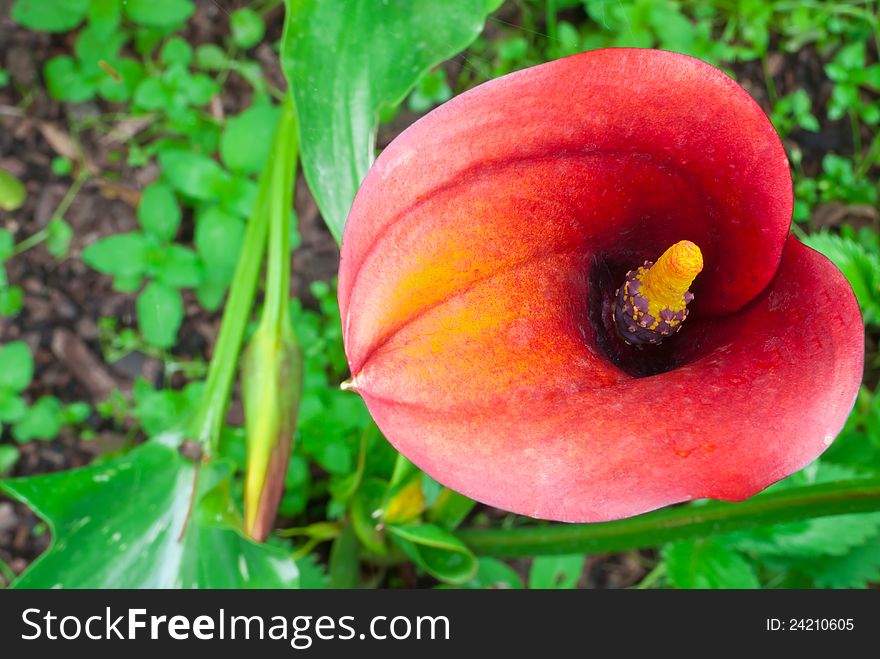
[11, 0, 90, 32]
[88, 0, 122, 37]
[497, 36, 528, 64]
[801, 232, 880, 323]
[528, 554, 585, 589]
[186, 73, 218, 107]
[124, 0, 194, 27]
[133, 379, 203, 436]
[0, 286, 24, 317]
[386, 522, 478, 584]
[328, 521, 360, 588]
[230, 60, 266, 94]
[97, 58, 145, 103]
[663, 539, 760, 589]
[158, 150, 229, 201]
[833, 42, 866, 72]
[195, 44, 228, 71]
[278, 454, 309, 517]
[219, 176, 258, 219]
[112, 274, 143, 294]
[12, 396, 64, 442]
[0, 169, 26, 212]
[152, 244, 202, 289]
[721, 463, 880, 558]
[725, 510, 880, 559]
[797, 535, 880, 588]
[0, 390, 28, 423]
[427, 487, 476, 530]
[281, 0, 501, 242]
[350, 478, 389, 555]
[0, 445, 20, 475]
[46, 218, 73, 258]
[220, 104, 281, 175]
[824, 387, 880, 472]
[137, 182, 181, 242]
[74, 24, 127, 76]
[160, 37, 193, 67]
[1, 438, 300, 588]
[133, 76, 169, 110]
[195, 280, 228, 312]
[0, 229, 15, 260]
[317, 441, 352, 475]
[195, 206, 245, 288]
[133, 25, 168, 56]
[136, 281, 184, 349]
[296, 553, 329, 589]
[230, 8, 266, 49]
[461, 557, 523, 589]
[82, 232, 150, 279]
[408, 68, 453, 113]
[0, 341, 34, 393]
[63, 401, 92, 424]
[44, 56, 96, 103]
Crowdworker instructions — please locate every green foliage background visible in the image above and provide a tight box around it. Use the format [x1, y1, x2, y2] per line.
[1, 0, 879, 589]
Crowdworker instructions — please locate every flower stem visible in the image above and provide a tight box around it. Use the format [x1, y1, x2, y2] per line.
[11, 170, 89, 257]
[855, 129, 880, 180]
[457, 477, 880, 557]
[188, 96, 298, 455]
[10, 229, 48, 257]
[634, 562, 666, 589]
[241, 97, 302, 540]
[261, 109, 296, 337]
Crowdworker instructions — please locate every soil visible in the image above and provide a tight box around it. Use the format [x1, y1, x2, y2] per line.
[0, 1, 875, 588]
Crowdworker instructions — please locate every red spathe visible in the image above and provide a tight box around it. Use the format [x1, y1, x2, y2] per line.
[338, 49, 864, 522]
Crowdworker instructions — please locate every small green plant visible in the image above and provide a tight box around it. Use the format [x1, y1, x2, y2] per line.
[30, 0, 281, 351]
[407, 69, 454, 113]
[0, 228, 24, 318]
[82, 181, 198, 348]
[826, 41, 880, 126]
[131, 377, 204, 437]
[0, 342, 33, 439]
[0, 169, 26, 212]
[0, 445, 19, 476]
[96, 317, 207, 379]
[817, 154, 878, 205]
[80, 54, 286, 346]
[0, 341, 91, 453]
[19, 0, 199, 106]
[230, 7, 266, 49]
[770, 89, 820, 138]
[0, 221, 73, 318]
[528, 554, 586, 589]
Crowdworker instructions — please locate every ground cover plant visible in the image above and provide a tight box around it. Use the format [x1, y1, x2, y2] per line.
[0, 0, 879, 589]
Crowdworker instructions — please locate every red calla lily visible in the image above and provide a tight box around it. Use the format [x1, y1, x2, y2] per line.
[338, 49, 864, 522]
